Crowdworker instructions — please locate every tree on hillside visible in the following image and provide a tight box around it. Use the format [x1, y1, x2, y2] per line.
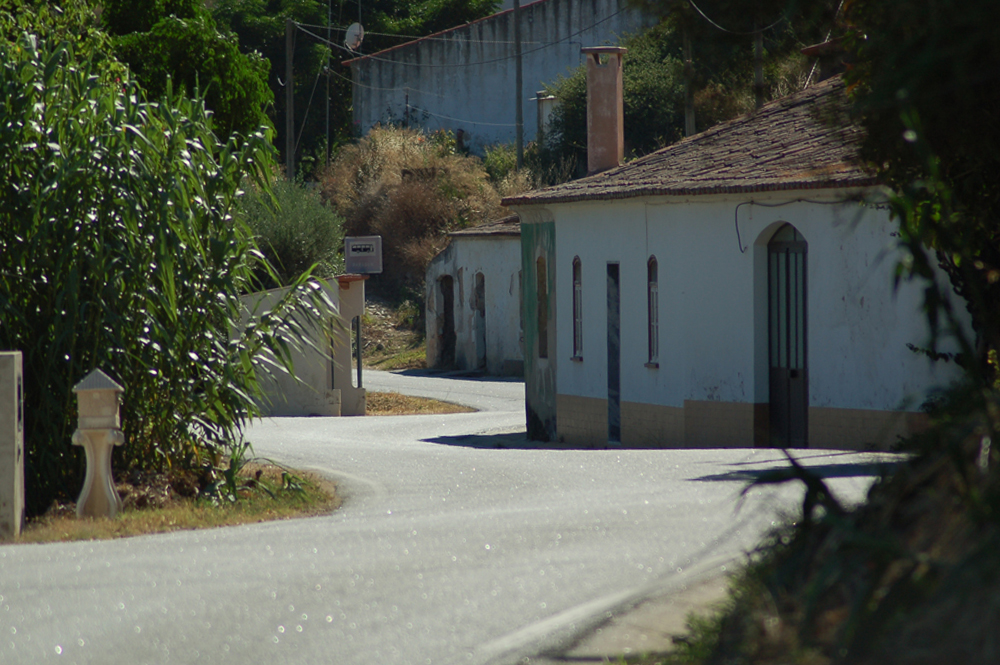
[212, 0, 500, 178]
[539, 0, 840, 168]
[103, 0, 273, 142]
[844, 0, 1000, 380]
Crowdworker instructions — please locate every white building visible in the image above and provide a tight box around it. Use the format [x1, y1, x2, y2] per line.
[344, 0, 654, 154]
[504, 58, 964, 449]
[425, 216, 524, 376]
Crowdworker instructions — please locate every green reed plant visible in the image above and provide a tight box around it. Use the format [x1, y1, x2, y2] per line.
[0, 7, 332, 515]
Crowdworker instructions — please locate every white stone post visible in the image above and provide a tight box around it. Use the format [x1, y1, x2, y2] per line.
[71, 370, 125, 518]
[0, 352, 25, 540]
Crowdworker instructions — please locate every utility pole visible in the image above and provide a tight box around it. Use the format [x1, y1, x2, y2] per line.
[286, 18, 295, 179]
[682, 24, 695, 136]
[754, 23, 764, 109]
[514, 0, 523, 169]
[325, 0, 331, 166]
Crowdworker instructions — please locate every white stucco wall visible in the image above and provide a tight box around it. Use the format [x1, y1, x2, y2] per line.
[426, 234, 524, 375]
[550, 191, 963, 413]
[348, 0, 654, 154]
[239, 282, 344, 417]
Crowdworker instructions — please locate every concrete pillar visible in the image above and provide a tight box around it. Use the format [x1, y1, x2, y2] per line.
[582, 46, 627, 175]
[334, 274, 369, 416]
[0, 352, 24, 540]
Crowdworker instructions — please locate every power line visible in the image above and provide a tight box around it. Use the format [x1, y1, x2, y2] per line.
[295, 60, 325, 155]
[293, 10, 625, 69]
[408, 104, 517, 128]
[325, 63, 449, 98]
[686, 0, 786, 36]
[295, 21, 544, 46]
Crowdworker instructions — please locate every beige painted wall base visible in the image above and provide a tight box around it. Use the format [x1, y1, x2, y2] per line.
[555, 393, 928, 450]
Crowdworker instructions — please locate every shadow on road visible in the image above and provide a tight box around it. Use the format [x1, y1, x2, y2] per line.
[422, 431, 653, 450]
[691, 459, 901, 483]
[394, 368, 524, 385]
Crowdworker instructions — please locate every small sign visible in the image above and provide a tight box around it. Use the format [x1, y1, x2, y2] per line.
[345, 236, 383, 274]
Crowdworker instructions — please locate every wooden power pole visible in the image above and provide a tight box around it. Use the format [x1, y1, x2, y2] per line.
[286, 19, 295, 179]
[514, 0, 523, 169]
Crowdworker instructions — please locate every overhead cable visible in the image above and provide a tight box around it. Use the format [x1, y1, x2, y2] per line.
[293, 10, 624, 69]
[686, 0, 786, 35]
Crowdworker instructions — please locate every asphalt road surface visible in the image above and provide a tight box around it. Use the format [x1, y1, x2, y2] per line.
[0, 371, 896, 664]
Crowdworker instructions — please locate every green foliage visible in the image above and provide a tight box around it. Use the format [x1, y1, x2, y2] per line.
[211, 1, 501, 179]
[544, 23, 686, 170]
[103, 0, 273, 141]
[237, 177, 346, 288]
[212, 0, 337, 177]
[365, 0, 500, 42]
[482, 142, 518, 183]
[540, 1, 840, 169]
[0, 12, 329, 515]
[845, 0, 1000, 377]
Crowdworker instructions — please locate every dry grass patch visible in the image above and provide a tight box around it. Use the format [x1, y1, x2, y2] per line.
[367, 391, 475, 415]
[17, 464, 338, 544]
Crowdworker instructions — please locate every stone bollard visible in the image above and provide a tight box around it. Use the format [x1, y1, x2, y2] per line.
[71, 370, 125, 519]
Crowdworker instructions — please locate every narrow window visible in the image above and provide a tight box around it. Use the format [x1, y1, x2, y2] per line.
[536, 256, 548, 358]
[572, 257, 583, 358]
[647, 256, 659, 366]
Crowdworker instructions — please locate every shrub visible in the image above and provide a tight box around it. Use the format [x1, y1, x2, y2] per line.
[318, 125, 505, 300]
[238, 178, 345, 289]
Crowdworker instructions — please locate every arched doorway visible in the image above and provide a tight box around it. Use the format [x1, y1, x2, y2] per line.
[768, 224, 808, 447]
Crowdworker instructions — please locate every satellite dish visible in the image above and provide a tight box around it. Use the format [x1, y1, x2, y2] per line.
[345, 23, 364, 51]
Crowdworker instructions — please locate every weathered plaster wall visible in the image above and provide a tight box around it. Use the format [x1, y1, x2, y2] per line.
[348, 0, 654, 154]
[537, 191, 964, 446]
[425, 235, 524, 375]
[519, 209, 558, 440]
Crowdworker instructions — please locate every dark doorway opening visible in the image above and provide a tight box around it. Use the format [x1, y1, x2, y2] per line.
[439, 276, 456, 368]
[607, 263, 621, 444]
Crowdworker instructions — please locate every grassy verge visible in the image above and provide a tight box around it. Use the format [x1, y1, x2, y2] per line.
[16, 463, 338, 544]
[367, 391, 475, 415]
[366, 344, 427, 371]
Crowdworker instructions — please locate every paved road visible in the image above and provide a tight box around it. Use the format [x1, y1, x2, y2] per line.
[0, 371, 895, 664]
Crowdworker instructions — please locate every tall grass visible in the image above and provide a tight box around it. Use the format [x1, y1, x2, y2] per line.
[0, 12, 330, 514]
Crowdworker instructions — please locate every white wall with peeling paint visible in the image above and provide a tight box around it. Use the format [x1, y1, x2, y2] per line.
[426, 234, 524, 375]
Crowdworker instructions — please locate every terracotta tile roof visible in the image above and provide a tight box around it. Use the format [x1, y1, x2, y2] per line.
[502, 76, 874, 206]
[449, 214, 521, 237]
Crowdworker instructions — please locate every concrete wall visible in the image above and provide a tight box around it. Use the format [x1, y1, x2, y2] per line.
[347, 0, 654, 154]
[515, 190, 966, 448]
[425, 235, 524, 376]
[239, 279, 366, 417]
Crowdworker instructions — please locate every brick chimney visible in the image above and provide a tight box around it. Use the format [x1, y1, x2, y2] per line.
[583, 46, 627, 175]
